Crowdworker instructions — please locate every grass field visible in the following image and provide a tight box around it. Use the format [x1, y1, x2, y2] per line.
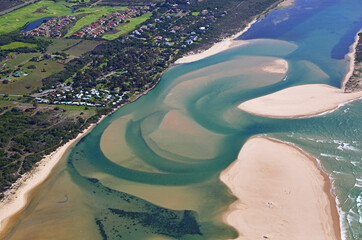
[64, 40, 102, 57]
[0, 37, 102, 95]
[102, 12, 152, 40]
[0, 59, 64, 94]
[65, 6, 127, 37]
[47, 39, 82, 53]
[0, 41, 37, 50]
[0, 0, 73, 34]
[2, 53, 39, 69]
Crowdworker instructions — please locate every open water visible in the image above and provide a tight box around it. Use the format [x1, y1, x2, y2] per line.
[3, 0, 362, 239]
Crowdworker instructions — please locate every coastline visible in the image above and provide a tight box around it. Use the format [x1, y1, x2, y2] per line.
[342, 29, 361, 90]
[0, 114, 107, 234]
[174, 19, 256, 64]
[174, 0, 295, 65]
[220, 136, 341, 240]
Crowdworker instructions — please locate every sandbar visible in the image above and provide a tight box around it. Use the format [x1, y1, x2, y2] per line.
[238, 84, 362, 118]
[220, 136, 340, 240]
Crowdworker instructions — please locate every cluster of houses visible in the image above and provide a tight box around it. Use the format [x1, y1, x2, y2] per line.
[23, 16, 76, 38]
[34, 86, 128, 107]
[71, 8, 144, 39]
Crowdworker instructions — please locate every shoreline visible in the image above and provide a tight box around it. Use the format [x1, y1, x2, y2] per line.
[220, 136, 341, 240]
[174, 19, 256, 64]
[174, 0, 295, 65]
[341, 29, 362, 90]
[0, 113, 107, 234]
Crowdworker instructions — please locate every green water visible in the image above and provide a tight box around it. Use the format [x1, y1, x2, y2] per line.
[3, 0, 362, 239]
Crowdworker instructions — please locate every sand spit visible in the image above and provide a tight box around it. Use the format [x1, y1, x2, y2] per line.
[220, 136, 340, 240]
[0, 121, 99, 233]
[174, 19, 256, 64]
[238, 84, 362, 118]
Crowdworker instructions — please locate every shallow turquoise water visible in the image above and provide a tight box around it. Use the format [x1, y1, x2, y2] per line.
[4, 0, 362, 239]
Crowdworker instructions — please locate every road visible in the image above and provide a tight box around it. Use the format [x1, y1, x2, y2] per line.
[0, 0, 38, 16]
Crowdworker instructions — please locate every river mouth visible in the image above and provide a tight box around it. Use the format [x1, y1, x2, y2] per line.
[3, 0, 362, 239]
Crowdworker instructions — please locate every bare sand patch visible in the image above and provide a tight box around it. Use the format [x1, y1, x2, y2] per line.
[148, 110, 221, 160]
[220, 136, 340, 240]
[238, 84, 362, 118]
[262, 59, 288, 74]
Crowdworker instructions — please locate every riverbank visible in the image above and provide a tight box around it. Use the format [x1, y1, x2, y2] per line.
[174, 19, 255, 64]
[0, 115, 106, 234]
[220, 136, 341, 240]
[174, 0, 295, 65]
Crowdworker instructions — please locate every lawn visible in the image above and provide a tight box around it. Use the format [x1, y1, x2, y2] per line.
[65, 6, 127, 37]
[102, 12, 152, 40]
[0, 0, 73, 34]
[0, 42, 37, 50]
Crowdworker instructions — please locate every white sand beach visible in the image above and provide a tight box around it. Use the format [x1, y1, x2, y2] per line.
[238, 84, 362, 118]
[0, 122, 98, 233]
[220, 136, 340, 240]
[174, 19, 256, 64]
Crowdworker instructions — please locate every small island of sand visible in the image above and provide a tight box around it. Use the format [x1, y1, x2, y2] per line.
[220, 136, 340, 240]
[238, 84, 362, 118]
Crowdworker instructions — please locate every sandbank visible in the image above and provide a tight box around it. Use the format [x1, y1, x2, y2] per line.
[238, 84, 362, 118]
[0, 120, 100, 233]
[261, 58, 288, 74]
[278, 0, 295, 8]
[174, 19, 256, 64]
[220, 136, 340, 240]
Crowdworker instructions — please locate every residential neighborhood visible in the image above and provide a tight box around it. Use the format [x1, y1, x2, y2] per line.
[22, 15, 76, 38]
[72, 8, 147, 39]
